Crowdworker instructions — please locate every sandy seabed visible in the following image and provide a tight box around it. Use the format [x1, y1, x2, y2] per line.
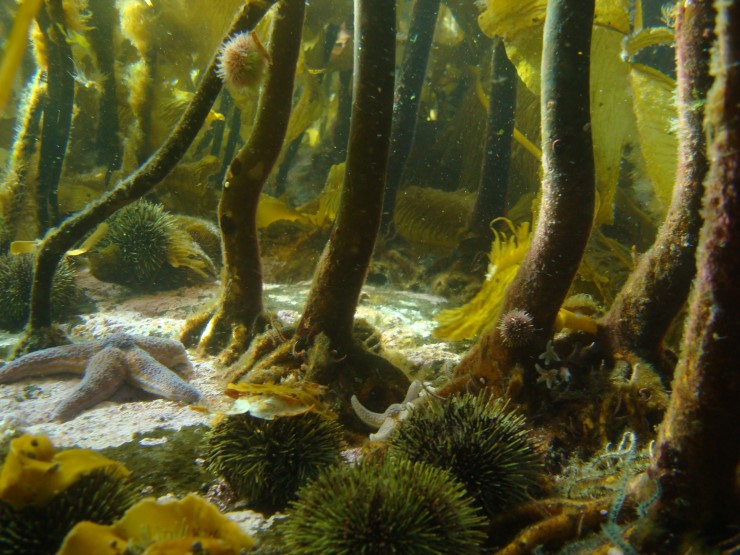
[0, 269, 462, 450]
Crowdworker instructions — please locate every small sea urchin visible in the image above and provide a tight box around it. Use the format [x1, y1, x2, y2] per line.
[205, 411, 342, 514]
[217, 31, 270, 90]
[497, 308, 536, 348]
[389, 393, 543, 517]
[280, 459, 487, 555]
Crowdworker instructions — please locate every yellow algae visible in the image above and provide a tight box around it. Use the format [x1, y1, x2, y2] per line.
[57, 494, 253, 555]
[629, 64, 678, 209]
[257, 193, 311, 228]
[225, 381, 331, 419]
[394, 186, 476, 249]
[303, 162, 345, 227]
[554, 308, 599, 334]
[0, 0, 44, 115]
[0, 434, 128, 508]
[434, 219, 532, 340]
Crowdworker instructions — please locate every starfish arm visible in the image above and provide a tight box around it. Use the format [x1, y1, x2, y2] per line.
[52, 347, 128, 421]
[0, 343, 101, 383]
[124, 347, 202, 404]
[131, 335, 193, 373]
[402, 380, 422, 404]
[350, 395, 389, 428]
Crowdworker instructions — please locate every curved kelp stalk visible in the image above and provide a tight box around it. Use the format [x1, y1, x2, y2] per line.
[635, 0, 740, 547]
[180, 0, 306, 363]
[235, 0, 410, 427]
[16, 1, 278, 355]
[598, 0, 714, 371]
[447, 0, 596, 402]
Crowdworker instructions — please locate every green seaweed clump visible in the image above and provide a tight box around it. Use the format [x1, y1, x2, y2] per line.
[0, 469, 139, 555]
[205, 411, 343, 514]
[87, 199, 216, 291]
[280, 458, 487, 555]
[389, 393, 543, 517]
[0, 253, 80, 332]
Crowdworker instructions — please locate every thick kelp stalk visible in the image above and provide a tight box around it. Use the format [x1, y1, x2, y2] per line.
[184, 0, 305, 360]
[450, 0, 595, 398]
[35, 0, 74, 230]
[296, 0, 397, 351]
[599, 0, 714, 368]
[638, 0, 740, 546]
[467, 38, 517, 236]
[19, 1, 277, 353]
[381, 0, 441, 232]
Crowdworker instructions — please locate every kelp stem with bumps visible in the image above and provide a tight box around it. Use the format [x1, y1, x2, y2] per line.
[184, 0, 305, 360]
[637, 0, 740, 546]
[599, 0, 714, 369]
[19, 1, 277, 354]
[450, 0, 595, 398]
[35, 0, 74, 230]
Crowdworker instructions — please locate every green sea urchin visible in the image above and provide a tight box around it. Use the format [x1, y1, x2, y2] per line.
[280, 458, 487, 555]
[88, 199, 216, 291]
[0, 253, 80, 332]
[205, 411, 343, 514]
[388, 393, 543, 517]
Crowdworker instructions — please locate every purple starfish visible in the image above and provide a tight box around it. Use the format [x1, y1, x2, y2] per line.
[0, 333, 202, 421]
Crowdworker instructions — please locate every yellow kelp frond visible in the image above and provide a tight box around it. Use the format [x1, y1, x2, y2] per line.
[433, 219, 532, 340]
[224, 381, 332, 420]
[58, 494, 253, 555]
[0, 0, 44, 115]
[622, 27, 675, 60]
[478, 0, 546, 40]
[554, 308, 598, 334]
[578, 228, 634, 305]
[303, 162, 344, 227]
[285, 72, 325, 146]
[629, 64, 677, 210]
[166, 226, 217, 279]
[394, 186, 476, 249]
[0, 434, 128, 508]
[257, 193, 311, 229]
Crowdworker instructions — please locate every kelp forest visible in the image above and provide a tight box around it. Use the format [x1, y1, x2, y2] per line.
[0, 0, 737, 553]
